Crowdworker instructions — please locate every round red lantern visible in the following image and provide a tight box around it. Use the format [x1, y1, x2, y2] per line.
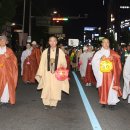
[55, 67, 69, 81]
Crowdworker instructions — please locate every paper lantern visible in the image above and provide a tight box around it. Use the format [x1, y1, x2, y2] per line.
[88, 58, 92, 65]
[78, 60, 82, 69]
[55, 67, 69, 81]
[100, 59, 113, 73]
[79, 60, 82, 65]
[26, 61, 30, 65]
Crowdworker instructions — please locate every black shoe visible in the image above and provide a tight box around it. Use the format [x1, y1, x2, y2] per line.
[101, 104, 106, 108]
[51, 106, 56, 109]
[44, 105, 49, 110]
[122, 98, 127, 101]
[108, 105, 115, 110]
[0, 102, 9, 107]
[0, 102, 4, 106]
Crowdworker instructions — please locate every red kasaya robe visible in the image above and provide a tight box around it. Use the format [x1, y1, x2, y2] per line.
[98, 50, 122, 105]
[84, 58, 96, 85]
[22, 47, 41, 83]
[0, 48, 18, 104]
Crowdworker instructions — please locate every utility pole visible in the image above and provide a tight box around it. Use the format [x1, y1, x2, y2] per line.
[22, 0, 26, 34]
[29, 0, 32, 36]
[114, 0, 120, 44]
[21, 0, 26, 47]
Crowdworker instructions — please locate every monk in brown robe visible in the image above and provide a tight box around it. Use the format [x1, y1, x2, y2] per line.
[92, 38, 122, 109]
[0, 35, 18, 105]
[21, 43, 32, 83]
[22, 41, 41, 83]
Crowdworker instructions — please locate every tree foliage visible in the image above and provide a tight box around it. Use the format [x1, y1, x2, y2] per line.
[0, 0, 16, 32]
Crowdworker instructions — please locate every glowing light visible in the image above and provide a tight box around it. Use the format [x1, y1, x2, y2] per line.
[11, 23, 16, 26]
[103, 0, 104, 6]
[120, 6, 130, 9]
[53, 10, 58, 14]
[100, 60, 113, 73]
[52, 18, 68, 21]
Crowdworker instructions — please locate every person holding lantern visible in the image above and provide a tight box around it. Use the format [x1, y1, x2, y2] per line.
[35, 36, 69, 109]
[21, 43, 34, 83]
[84, 45, 96, 86]
[92, 38, 122, 109]
[22, 41, 41, 83]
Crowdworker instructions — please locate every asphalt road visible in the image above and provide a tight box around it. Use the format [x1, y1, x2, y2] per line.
[0, 71, 130, 130]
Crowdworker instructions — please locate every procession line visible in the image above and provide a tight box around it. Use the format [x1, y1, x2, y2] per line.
[72, 71, 102, 130]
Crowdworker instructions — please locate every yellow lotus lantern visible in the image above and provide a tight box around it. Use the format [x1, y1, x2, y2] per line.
[100, 59, 113, 73]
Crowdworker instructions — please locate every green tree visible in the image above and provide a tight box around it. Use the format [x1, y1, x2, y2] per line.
[0, 0, 16, 32]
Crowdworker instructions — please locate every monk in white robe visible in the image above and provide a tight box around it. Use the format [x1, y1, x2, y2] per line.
[123, 56, 130, 103]
[92, 38, 122, 109]
[79, 46, 88, 79]
[35, 36, 69, 109]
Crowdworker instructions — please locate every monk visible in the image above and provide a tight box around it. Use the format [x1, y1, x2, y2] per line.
[31, 41, 41, 67]
[22, 41, 41, 83]
[21, 43, 32, 83]
[92, 38, 122, 109]
[35, 36, 69, 109]
[123, 55, 130, 103]
[0, 35, 18, 105]
[84, 45, 96, 86]
[79, 46, 88, 80]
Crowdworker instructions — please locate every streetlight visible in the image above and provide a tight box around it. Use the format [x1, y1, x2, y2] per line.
[53, 10, 58, 14]
[111, 14, 115, 22]
[51, 9, 58, 16]
[11, 23, 16, 26]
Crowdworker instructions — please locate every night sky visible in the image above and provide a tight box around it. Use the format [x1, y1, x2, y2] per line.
[31, 0, 106, 25]
[14, 0, 107, 40]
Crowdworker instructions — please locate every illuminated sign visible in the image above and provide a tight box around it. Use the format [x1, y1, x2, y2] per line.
[68, 39, 79, 47]
[52, 18, 68, 21]
[84, 27, 96, 31]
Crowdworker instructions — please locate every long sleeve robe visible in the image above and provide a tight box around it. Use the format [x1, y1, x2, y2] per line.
[84, 51, 96, 85]
[79, 52, 92, 77]
[35, 48, 69, 102]
[21, 49, 32, 75]
[22, 47, 41, 83]
[92, 48, 122, 105]
[0, 47, 18, 104]
[123, 56, 130, 103]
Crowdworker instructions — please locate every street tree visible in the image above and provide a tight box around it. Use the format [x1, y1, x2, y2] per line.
[0, 0, 16, 32]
